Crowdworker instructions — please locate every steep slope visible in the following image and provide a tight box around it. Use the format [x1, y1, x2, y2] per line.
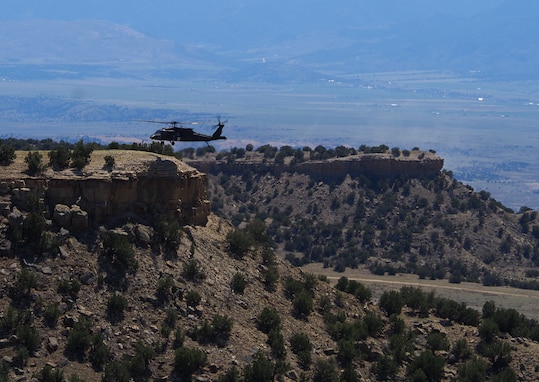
[195, 146, 539, 288]
[1, 148, 539, 381]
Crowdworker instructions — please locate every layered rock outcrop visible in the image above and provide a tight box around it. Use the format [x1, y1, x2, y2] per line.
[189, 151, 444, 180]
[0, 151, 210, 228]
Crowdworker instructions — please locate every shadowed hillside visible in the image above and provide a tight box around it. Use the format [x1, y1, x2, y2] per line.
[0, 143, 538, 381]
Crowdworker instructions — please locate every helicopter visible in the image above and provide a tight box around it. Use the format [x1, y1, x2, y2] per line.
[143, 118, 227, 145]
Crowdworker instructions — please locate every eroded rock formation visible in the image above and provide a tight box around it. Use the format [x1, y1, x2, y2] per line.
[0, 151, 210, 228]
[189, 151, 444, 180]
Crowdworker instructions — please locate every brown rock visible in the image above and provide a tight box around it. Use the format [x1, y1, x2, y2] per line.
[53, 204, 72, 228]
[47, 337, 59, 352]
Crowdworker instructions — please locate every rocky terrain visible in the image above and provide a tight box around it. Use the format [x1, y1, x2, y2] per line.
[0, 148, 538, 381]
[190, 146, 539, 287]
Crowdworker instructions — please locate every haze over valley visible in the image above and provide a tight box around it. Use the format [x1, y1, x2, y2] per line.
[1, 0, 539, 210]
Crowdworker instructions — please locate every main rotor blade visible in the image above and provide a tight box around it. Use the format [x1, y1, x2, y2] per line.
[135, 120, 203, 125]
[135, 120, 171, 125]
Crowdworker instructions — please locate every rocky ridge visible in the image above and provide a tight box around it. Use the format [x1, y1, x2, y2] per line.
[188, 150, 443, 180]
[0, 149, 538, 381]
[1, 150, 210, 231]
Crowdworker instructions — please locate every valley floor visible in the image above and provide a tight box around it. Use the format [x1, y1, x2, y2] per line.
[301, 263, 539, 321]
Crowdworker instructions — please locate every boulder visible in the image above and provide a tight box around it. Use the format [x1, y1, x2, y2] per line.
[11, 187, 33, 208]
[136, 225, 153, 246]
[71, 206, 89, 231]
[53, 204, 73, 228]
[47, 337, 59, 352]
[0, 201, 11, 217]
[0, 181, 11, 195]
[8, 207, 23, 227]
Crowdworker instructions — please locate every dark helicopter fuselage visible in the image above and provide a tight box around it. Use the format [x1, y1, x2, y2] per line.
[150, 122, 226, 145]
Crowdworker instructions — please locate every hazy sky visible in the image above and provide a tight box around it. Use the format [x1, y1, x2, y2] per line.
[4, 0, 507, 45]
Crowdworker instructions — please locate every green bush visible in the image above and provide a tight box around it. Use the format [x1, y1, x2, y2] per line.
[154, 217, 182, 256]
[103, 360, 131, 382]
[340, 366, 360, 382]
[427, 332, 450, 352]
[48, 146, 71, 169]
[35, 364, 64, 382]
[379, 290, 404, 317]
[22, 209, 46, 246]
[181, 259, 206, 282]
[70, 140, 94, 170]
[57, 279, 81, 299]
[478, 319, 500, 343]
[104, 155, 115, 168]
[479, 339, 512, 371]
[218, 366, 240, 382]
[262, 265, 279, 292]
[185, 290, 201, 307]
[284, 276, 305, 299]
[289, 332, 312, 353]
[267, 328, 286, 359]
[243, 351, 274, 382]
[210, 314, 233, 346]
[43, 302, 60, 328]
[290, 332, 312, 368]
[164, 308, 178, 328]
[13, 348, 29, 368]
[193, 314, 233, 347]
[174, 328, 186, 348]
[230, 272, 247, 294]
[337, 339, 357, 366]
[363, 311, 384, 337]
[292, 290, 313, 319]
[17, 324, 41, 353]
[89, 333, 110, 371]
[457, 357, 487, 382]
[66, 318, 93, 360]
[491, 367, 517, 382]
[107, 293, 128, 323]
[0, 144, 16, 164]
[102, 232, 138, 275]
[226, 229, 252, 258]
[257, 307, 281, 334]
[312, 358, 339, 382]
[25, 151, 45, 175]
[406, 350, 445, 382]
[371, 355, 398, 380]
[452, 338, 472, 361]
[0, 306, 32, 334]
[174, 346, 207, 378]
[129, 341, 155, 377]
[16, 268, 37, 296]
[389, 331, 415, 363]
[156, 273, 174, 302]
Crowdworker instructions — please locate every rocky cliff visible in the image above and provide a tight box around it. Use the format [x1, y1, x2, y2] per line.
[188, 151, 444, 180]
[0, 151, 210, 230]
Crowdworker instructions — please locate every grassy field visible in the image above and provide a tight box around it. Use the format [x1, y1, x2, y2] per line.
[301, 263, 539, 321]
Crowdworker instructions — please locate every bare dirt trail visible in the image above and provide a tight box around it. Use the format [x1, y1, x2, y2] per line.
[301, 263, 539, 320]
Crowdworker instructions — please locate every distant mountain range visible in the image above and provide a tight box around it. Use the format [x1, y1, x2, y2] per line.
[1, 0, 538, 81]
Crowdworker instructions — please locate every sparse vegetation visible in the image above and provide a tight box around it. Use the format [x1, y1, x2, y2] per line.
[101, 231, 138, 277]
[0, 140, 539, 380]
[24, 151, 45, 175]
[107, 292, 128, 323]
[0, 144, 16, 164]
[174, 346, 207, 378]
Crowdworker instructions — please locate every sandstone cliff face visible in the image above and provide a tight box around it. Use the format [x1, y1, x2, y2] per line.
[0, 151, 210, 228]
[189, 152, 444, 180]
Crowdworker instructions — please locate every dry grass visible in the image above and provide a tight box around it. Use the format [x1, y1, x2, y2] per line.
[301, 263, 539, 320]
